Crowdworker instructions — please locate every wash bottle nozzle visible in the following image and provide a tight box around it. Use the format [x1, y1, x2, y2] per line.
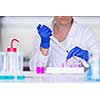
[7, 39, 19, 52]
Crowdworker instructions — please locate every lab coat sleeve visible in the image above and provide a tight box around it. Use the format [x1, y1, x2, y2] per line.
[83, 27, 100, 60]
[29, 33, 49, 71]
[85, 28, 100, 51]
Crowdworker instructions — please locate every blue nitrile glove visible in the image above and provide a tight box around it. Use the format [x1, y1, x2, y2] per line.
[37, 24, 52, 48]
[66, 46, 89, 62]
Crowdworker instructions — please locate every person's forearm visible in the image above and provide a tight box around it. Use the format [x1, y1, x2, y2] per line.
[29, 47, 49, 71]
[40, 48, 49, 56]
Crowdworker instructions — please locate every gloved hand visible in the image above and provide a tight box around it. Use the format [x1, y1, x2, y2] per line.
[66, 46, 89, 62]
[37, 24, 52, 48]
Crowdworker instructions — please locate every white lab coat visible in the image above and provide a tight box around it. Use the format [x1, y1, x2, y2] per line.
[29, 20, 100, 71]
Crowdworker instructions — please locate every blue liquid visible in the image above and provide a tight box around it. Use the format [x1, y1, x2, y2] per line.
[87, 65, 100, 82]
[0, 76, 15, 80]
[0, 76, 25, 80]
[17, 76, 25, 80]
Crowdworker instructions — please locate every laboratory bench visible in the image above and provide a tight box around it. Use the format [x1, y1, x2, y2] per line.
[0, 71, 89, 83]
[0, 66, 99, 83]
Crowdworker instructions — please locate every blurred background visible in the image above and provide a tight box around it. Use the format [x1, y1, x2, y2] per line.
[0, 16, 100, 69]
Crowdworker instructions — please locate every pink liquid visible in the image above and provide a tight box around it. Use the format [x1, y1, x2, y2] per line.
[36, 67, 45, 74]
[69, 64, 72, 67]
[36, 67, 40, 74]
[62, 63, 64, 68]
[41, 67, 45, 74]
[78, 64, 81, 67]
